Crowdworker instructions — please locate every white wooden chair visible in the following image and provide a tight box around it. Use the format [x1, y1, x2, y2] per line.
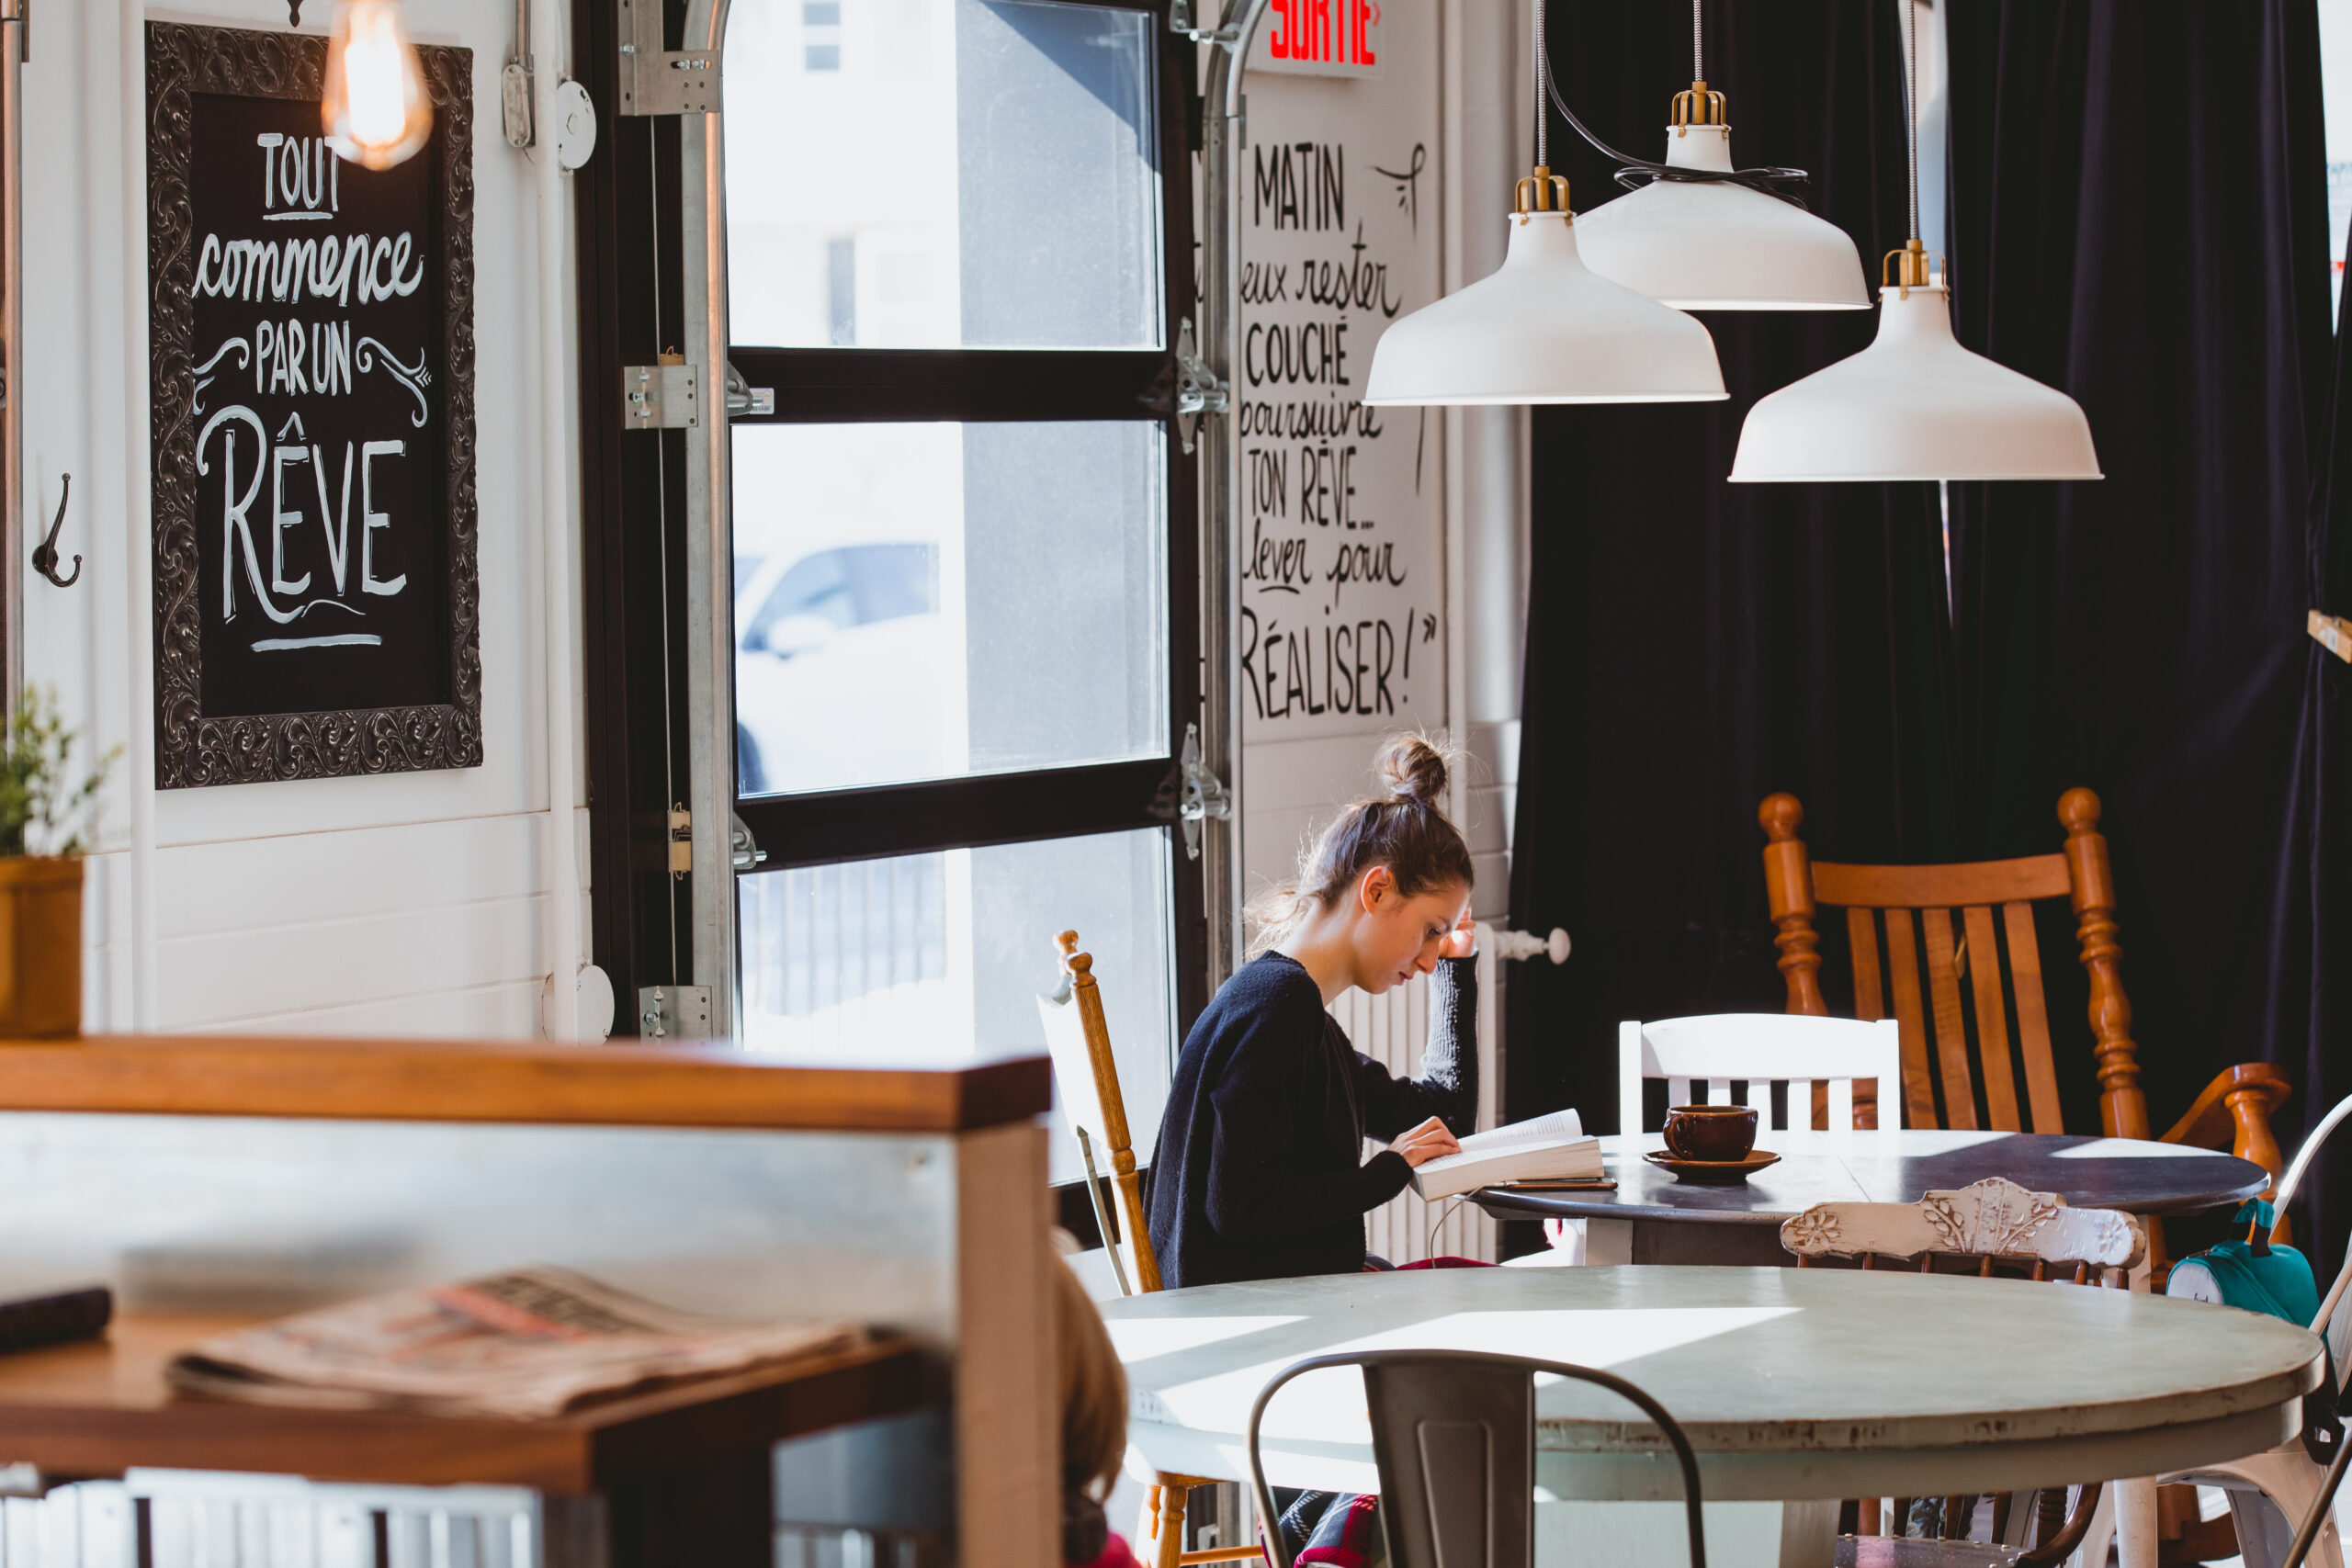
[1783, 1177, 2147, 1568]
[1620, 1013, 1904, 1134]
[2077, 1094, 2352, 1568]
[1038, 931, 1259, 1568]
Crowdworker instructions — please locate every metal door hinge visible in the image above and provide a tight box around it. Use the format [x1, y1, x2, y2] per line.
[1173, 318, 1228, 456]
[617, 0, 719, 116]
[1152, 722, 1232, 860]
[638, 984, 712, 1040]
[624, 363, 699, 429]
[1169, 0, 1238, 44]
[729, 811, 767, 872]
[725, 361, 775, 419]
[667, 806, 692, 874]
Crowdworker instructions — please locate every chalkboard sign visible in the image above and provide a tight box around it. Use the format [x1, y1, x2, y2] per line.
[147, 22, 479, 787]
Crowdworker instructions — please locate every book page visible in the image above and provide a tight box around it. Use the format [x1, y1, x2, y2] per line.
[1454, 1108, 1584, 1154]
[1413, 1133, 1591, 1179]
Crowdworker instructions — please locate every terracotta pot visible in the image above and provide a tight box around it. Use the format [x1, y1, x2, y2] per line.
[0, 855, 82, 1038]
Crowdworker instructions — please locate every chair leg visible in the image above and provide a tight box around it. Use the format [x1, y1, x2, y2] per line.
[2075, 1482, 2120, 1568]
[1139, 1485, 1168, 1568]
[1153, 1482, 1193, 1568]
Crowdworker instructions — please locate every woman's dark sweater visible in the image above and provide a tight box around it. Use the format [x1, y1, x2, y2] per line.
[1146, 951, 1477, 1288]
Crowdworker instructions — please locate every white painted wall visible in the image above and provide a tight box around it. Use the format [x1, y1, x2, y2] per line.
[1238, 0, 1527, 931]
[24, 1, 582, 1037]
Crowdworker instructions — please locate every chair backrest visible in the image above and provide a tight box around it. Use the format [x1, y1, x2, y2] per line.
[1780, 1176, 2146, 1286]
[1758, 788, 2137, 1139]
[1619, 1014, 1902, 1134]
[1245, 1349, 1706, 1568]
[1781, 1178, 2136, 1565]
[1036, 931, 1162, 1293]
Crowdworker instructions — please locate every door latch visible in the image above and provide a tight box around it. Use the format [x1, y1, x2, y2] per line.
[1153, 722, 1232, 861]
[729, 811, 768, 873]
[725, 361, 775, 419]
[1173, 318, 1228, 456]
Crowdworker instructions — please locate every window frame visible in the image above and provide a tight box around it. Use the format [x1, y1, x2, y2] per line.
[578, 0, 1210, 1042]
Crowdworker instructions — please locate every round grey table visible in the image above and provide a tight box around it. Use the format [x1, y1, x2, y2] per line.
[1471, 1131, 2271, 1267]
[1106, 1267, 2319, 1568]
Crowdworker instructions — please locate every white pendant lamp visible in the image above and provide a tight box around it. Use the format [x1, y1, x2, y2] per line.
[1728, 0, 2099, 481]
[1363, 0, 1724, 406]
[1576, 6, 1869, 310]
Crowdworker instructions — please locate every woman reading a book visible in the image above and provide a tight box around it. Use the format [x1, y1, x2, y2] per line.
[1146, 732, 1479, 1292]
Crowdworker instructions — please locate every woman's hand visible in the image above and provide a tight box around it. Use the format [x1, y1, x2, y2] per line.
[1389, 1114, 1462, 1168]
[1439, 911, 1477, 960]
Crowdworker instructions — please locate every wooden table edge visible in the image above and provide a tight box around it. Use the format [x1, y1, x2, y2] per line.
[0, 1036, 1050, 1134]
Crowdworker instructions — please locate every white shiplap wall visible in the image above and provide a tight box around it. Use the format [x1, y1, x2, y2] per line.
[32, 1, 580, 1039]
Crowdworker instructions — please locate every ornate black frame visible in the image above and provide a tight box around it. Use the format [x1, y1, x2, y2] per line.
[145, 21, 481, 787]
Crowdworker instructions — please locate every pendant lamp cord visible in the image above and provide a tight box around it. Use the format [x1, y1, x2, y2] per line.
[1904, 0, 1920, 242]
[1539, 12, 1814, 209]
[1533, 0, 1549, 167]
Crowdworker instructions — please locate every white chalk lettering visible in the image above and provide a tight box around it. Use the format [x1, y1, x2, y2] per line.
[359, 440, 407, 596]
[269, 445, 313, 596]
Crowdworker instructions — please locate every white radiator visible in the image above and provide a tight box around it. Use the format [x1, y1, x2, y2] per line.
[1334, 924, 1509, 1266]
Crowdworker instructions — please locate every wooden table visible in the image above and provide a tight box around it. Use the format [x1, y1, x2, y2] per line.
[1472, 1131, 2270, 1266]
[0, 1035, 1057, 1568]
[1106, 1267, 2319, 1568]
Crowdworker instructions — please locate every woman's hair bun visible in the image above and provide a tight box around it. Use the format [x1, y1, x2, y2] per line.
[1374, 731, 1452, 807]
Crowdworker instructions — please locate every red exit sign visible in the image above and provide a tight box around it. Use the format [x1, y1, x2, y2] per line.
[1254, 0, 1383, 77]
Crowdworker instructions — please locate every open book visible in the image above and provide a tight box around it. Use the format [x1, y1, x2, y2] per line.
[1408, 1109, 1600, 1201]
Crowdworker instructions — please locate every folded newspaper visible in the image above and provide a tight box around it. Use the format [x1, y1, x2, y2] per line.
[166, 1267, 866, 1419]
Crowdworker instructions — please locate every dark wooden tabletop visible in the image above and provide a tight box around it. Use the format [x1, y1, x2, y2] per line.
[0, 1312, 927, 1493]
[1472, 1130, 2271, 1227]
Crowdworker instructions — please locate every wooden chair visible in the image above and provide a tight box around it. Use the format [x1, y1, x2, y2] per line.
[1781, 1176, 2147, 1568]
[1621, 1013, 1903, 1134]
[1757, 789, 2291, 1269]
[1039, 932, 1258, 1568]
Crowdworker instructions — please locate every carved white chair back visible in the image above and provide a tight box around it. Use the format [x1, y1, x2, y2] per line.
[1618, 1013, 1903, 1134]
[1780, 1177, 2146, 1285]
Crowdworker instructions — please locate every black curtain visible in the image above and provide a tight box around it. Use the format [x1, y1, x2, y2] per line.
[1942, 0, 2346, 1262]
[1510, 0, 2347, 1264]
[1508, 1, 1959, 1147]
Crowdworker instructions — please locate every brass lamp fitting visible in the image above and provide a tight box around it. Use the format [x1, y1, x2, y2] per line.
[1515, 164, 1570, 216]
[1882, 239, 1946, 298]
[1672, 81, 1728, 135]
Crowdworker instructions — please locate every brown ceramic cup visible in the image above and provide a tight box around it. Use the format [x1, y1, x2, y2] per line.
[1661, 1104, 1758, 1162]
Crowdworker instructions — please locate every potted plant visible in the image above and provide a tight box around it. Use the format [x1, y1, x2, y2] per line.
[0, 689, 118, 1038]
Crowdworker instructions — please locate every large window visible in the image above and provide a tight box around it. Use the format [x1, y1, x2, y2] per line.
[714, 0, 1204, 1167]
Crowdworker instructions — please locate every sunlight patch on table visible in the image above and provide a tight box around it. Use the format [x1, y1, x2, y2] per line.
[1153, 1307, 1798, 1439]
[1106, 1315, 1306, 1361]
[2051, 1139, 2204, 1159]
